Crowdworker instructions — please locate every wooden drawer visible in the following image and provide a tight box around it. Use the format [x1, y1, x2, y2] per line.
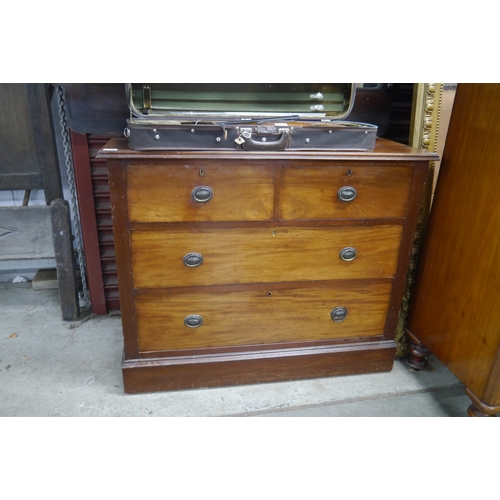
[280, 165, 413, 220]
[135, 282, 392, 352]
[131, 225, 403, 288]
[126, 162, 274, 222]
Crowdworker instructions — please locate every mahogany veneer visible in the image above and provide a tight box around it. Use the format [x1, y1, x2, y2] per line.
[406, 84, 500, 416]
[98, 137, 436, 393]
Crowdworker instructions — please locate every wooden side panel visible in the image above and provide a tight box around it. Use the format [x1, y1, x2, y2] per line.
[407, 84, 500, 404]
[131, 225, 403, 287]
[383, 161, 429, 340]
[87, 135, 121, 312]
[0, 83, 62, 202]
[71, 132, 120, 314]
[108, 160, 139, 359]
[71, 131, 107, 315]
[482, 344, 500, 405]
[280, 164, 413, 220]
[51, 199, 80, 321]
[135, 282, 392, 351]
[126, 162, 275, 222]
[0, 207, 53, 260]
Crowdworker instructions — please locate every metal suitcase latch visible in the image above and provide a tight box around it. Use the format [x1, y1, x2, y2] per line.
[256, 125, 279, 134]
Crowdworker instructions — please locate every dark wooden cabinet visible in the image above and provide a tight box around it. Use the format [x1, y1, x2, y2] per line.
[406, 83, 500, 417]
[99, 138, 436, 393]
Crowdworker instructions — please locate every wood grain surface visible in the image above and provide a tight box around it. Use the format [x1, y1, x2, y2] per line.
[131, 225, 403, 287]
[135, 282, 392, 351]
[126, 162, 274, 222]
[280, 164, 413, 220]
[407, 84, 500, 408]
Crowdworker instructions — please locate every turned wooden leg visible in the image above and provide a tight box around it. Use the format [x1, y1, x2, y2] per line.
[466, 389, 499, 417]
[408, 342, 430, 370]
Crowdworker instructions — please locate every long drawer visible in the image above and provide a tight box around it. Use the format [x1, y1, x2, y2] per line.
[280, 165, 413, 220]
[135, 282, 392, 352]
[126, 162, 274, 222]
[131, 225, 403, 288]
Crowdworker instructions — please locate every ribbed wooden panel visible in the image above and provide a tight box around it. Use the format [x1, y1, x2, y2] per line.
[87, 134, 120, 312]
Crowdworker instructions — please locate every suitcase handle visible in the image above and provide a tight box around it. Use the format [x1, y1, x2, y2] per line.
[240, 130, 290, 151]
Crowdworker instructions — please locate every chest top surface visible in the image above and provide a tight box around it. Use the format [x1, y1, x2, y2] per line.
[97, 137, 438, 162]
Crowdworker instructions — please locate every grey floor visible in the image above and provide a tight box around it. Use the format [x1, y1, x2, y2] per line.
[0, 282, 472, 417]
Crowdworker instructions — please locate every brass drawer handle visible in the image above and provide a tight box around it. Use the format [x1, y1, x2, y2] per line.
[192, 186, 213, 203]
[183, 252, 203, 268]
[337, 186, 357, 202]
[184, 315, 203, 328]
[330, 307, 348, 322]
[339, 247, 357, 262]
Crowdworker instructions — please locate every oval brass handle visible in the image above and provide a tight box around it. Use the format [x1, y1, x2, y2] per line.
[192, 186, 213, 203]
[338, 186, 357, 202]
[184, 314, 203, 328]
[339, 247, 357, 262]
[183, 252, 203, 268]
[330, 307, 348, 322]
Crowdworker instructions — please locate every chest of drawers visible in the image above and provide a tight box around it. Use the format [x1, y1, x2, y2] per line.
[99, 137, 436, 393]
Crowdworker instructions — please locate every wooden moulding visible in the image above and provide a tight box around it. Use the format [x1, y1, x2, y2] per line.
[121, 340, 396, 394]
[466, 389, 500, 417]
[70, 130, 107, 315]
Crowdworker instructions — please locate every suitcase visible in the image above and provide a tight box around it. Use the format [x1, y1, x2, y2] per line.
[124, 83, 378, 151]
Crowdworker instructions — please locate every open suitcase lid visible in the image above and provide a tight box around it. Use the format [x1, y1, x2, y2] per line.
[127, 83, 356, 123]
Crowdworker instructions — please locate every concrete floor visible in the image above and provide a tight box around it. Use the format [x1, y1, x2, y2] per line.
[0, 282, 472, 417]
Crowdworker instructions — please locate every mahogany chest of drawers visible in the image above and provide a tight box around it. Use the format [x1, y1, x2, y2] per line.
[99, 137, 437, 393]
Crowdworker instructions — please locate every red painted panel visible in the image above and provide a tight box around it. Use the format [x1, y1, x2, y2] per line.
[71, 131, 121, 314]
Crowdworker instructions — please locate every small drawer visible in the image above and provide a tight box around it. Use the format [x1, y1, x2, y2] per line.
[279, 165, 413, 220]
[135, 282, 392, 352]
[131, 225, 403, 288]
[126, 162, 274, 222]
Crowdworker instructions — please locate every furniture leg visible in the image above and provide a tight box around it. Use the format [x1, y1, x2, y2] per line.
[466, 389, 499, 417]
[408, 342, 430, 370]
